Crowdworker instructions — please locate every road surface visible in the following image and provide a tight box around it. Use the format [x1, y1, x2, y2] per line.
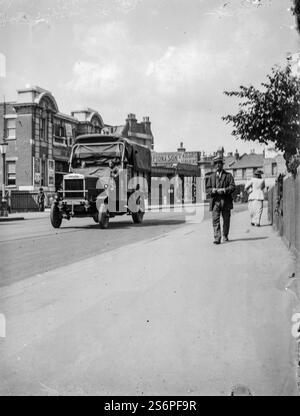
[1, 204, 298, 396]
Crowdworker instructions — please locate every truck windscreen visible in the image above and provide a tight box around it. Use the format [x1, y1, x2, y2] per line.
[71, 143, 123, 168]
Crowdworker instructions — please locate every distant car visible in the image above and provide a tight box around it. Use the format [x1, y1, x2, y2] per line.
[50, 134, 152, 229]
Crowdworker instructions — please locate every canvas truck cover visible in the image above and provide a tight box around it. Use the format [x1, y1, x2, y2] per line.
[129, 142, 152, 173]
[74, 134, 152, 173]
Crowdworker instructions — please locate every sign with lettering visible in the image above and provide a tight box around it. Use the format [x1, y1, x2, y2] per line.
[152, 152, 198, 166]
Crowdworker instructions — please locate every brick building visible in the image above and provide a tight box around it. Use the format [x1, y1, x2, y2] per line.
[0, 86, 154, 193]
[102, 113, 154, 150]
[0, 86, 104, 192]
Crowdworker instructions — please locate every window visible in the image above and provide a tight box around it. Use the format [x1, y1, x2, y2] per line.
[41, 159, 47, 186]
[59, 124, 65, 137]
[271, 162, 277, 176]
[53, 119, 67, 145]
[242, 168, 246, 179]
[5, 118, 16, 139]
[233, 169, 236, 178]
[6, 161, 16, 186]
[40, 117, 47, 140]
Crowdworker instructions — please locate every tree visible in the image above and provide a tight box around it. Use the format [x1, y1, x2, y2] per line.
[222, 62, 300, 175]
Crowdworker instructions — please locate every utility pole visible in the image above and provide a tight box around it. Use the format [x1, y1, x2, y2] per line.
[0, 95, 8, 217]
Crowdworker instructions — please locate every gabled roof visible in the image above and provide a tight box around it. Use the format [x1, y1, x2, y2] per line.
[223, 155, 235, 169]
[228, 153, 264, 169]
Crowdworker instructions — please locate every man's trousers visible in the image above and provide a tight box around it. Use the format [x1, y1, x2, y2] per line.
[212, 203, 231, 241]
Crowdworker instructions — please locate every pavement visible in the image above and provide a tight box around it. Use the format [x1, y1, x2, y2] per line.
[0, 203, 208, 221]
[0, 209, 50, 222]
[0, 206, 299, 396]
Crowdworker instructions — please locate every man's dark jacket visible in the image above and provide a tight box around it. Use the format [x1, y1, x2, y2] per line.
[206, 170, 235, 211]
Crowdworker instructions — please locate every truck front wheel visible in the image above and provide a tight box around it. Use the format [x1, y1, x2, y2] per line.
[99, 205, 109, 229]
[50, 203, 62, 228]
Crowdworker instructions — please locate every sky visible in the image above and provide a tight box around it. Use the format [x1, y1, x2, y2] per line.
[0, 0, 299, 154]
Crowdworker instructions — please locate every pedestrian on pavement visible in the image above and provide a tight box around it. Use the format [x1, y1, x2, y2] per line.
[206, 156, 236, 244]
[245, 169, 265, 227]
[37, 187, 45, 212]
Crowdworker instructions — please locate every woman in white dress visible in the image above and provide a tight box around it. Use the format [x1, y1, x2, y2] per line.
[245, 169, 265, 226]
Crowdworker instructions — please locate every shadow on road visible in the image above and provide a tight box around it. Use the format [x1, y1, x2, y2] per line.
[61, 218, 187, 230]
[228, 237, 269, 242]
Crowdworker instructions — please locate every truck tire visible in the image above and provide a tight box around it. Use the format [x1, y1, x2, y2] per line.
[99, 205, 109, 229]
[132, 210, 144, 224]
[50, 203, 62, 228]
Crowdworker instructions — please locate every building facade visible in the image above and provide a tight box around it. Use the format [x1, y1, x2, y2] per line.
[0, 86, 104, 192]
[0, 86, 154, 193]
[102, 113, 154, 150]
[152, 143, 287, 202]
[224, 148, 286, 188]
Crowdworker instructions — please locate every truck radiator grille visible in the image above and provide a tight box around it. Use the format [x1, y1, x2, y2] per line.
[64, 179, 85, 198]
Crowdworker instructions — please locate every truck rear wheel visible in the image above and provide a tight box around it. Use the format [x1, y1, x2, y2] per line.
[99, 205, 109, 229]
[132, 210, 144, 224]
[50, 203, 62, 228]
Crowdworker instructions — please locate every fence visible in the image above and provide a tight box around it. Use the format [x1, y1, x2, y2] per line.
[268, 168, 300, 257]
[0, 191, 54, 213]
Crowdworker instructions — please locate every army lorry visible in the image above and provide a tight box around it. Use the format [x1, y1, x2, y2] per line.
[50, 134, 152, 229]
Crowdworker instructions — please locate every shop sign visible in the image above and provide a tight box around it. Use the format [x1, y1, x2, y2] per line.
[152, 152, 198, 166]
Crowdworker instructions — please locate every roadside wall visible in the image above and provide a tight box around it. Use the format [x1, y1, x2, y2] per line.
[268, 168, 300, 257]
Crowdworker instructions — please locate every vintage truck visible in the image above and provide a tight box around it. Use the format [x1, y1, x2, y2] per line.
[50, 134, 152, 229]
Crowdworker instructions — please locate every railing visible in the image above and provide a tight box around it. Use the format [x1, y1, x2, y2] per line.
[0, 191, 55, 212]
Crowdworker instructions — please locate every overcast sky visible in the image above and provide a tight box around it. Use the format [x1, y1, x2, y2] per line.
[0, 0, 299, 153]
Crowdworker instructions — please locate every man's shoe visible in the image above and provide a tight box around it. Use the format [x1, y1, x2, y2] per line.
[213, 239, 221, 244]
[223, 236, 229, 242]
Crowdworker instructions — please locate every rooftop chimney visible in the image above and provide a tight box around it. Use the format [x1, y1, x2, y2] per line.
[235, 149, 239, 160]
[126, 113, 137, 132]
[142, 116, 151, 134]
[177, 141, 186, 152]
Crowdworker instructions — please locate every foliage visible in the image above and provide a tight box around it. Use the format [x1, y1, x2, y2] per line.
[222, 63, 300, 175]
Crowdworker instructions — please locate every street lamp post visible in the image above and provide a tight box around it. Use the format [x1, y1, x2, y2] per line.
[0, 141, 8, 217]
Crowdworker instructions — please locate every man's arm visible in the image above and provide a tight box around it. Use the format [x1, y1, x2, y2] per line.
[206, 174, 214, 198]
[224, 173, 235, 195]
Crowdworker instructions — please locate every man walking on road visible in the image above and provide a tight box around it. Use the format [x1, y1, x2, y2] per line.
[206, 155, 235, 244]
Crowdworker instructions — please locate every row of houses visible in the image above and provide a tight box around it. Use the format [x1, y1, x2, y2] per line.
[152, 143, 286, 189]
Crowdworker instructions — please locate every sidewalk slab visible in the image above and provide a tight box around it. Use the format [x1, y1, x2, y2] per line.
[0, 208, 298, 396]
[0, 216, 24, 222]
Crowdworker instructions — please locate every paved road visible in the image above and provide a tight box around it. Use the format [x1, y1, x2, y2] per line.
[0, 204, 298, 396]
[0, 211, 185, 287]
[0, 205, 249, 287]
